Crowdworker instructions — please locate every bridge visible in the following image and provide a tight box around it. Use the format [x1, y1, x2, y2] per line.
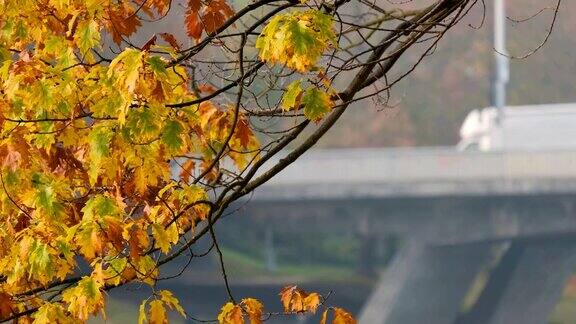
[239, 147, 576, 324]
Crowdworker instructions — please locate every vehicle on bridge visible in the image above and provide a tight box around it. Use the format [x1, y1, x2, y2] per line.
[458, 103, 576, 151]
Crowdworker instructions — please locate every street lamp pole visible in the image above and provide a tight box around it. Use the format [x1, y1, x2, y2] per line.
[493, 0, 509, 124]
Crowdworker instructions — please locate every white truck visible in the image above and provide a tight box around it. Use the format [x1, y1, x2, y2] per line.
[458, 103, 576, 151]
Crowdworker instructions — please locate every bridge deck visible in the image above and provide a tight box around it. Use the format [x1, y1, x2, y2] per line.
[254, 148, 576, 200]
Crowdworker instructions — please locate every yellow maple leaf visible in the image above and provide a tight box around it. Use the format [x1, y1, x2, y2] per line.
[135, 255, 158, 285]
[218, 302, 244, 324]
[138, 299, 148, 324]
[34, 302, 75, 324]
[62, 276, 105, 321]
[149, 300, 168, 324]
[151, 223, 179, 254]
[320, 309, 328, 324]
[159, 290, 187, 318]
[242, 298, 263, 324]
[332, 308, 357, 324]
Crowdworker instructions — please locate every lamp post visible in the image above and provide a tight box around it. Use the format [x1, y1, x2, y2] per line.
[493, 0, 509, 124]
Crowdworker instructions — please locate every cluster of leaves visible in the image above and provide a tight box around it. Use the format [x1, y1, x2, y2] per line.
[256, 9, 336, 72]
[138, 290, 186, 324]
[0, 0, 348, 322]
[0, 0, 481, 320]
[282, 79, 335, 121]
[215, 286, 355, 324]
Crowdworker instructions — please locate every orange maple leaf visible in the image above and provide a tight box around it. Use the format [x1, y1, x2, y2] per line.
[0, 293, 14, 320]
[179, 159, 196, 183]
[235, 118, 253, 149]
[185, 12, 203, 41]
[106, 3, 142, 45]
[279, 285, 322, 313]
[159, 33, 182, 50]
[185, 0, 235, 40]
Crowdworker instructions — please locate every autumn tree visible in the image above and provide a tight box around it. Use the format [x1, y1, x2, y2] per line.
[0, 0, 561, 322]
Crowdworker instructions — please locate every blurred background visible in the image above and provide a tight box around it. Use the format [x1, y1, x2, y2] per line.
[98, 0, 576, 323]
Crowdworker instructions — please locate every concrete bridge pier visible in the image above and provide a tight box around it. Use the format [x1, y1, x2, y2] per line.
[358, 240, 493, 324]
[457, 239, 576, 324]
[359, 238, 576, 324]
[357, 216, 377, 277]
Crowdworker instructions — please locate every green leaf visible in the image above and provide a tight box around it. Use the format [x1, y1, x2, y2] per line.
[161, 120, 184, 152]
[29, 241, 53, 280]
[147, 56, 167, 76]
[104, 257, 128, 286]
[75, 20, 100, 57]
[34, 185, 57, 215]
[281, 80, 302, 111]
[88, 125, 114, 184]
[286, 20, 316, 55]
[27, 174, 62, 218]
[89, 126, 113, 160]
[136, 255, 158, 285]
[81, 195, 119, 220]
[56, 239, 73, 261]
[309, 10, 336, 43]
[302, 87, 332, 121]
[125, 108, 160, 140]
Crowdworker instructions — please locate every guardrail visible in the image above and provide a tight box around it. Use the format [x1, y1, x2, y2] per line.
[263, 147, 576, 186]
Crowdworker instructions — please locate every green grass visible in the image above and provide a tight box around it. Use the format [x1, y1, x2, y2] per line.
[220, 247, 267, 276]
[221, 247, 363, 283]
[549, 295, 576, 324]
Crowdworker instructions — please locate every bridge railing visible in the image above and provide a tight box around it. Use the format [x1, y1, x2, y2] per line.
[263, 148, 576, 186]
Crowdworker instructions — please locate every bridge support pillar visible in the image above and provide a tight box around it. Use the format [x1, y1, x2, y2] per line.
[357, 216, 377, 277]
[358, 240, 491, 324]
[458, 239, 576, 324]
